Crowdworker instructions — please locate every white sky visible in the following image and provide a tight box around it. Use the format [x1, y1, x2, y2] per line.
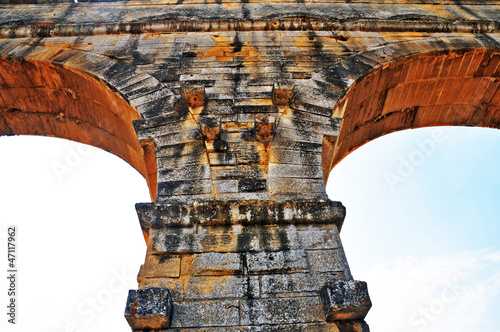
[328, 126, 500, 332]
[0, 126, 499, 331]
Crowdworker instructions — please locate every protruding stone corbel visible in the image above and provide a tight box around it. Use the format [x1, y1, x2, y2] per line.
[125, 288, 173, 329]
[321, 280, 372, 322]
[180, 84, 205, 109]
[199, 116, 221, 140]
[272, 80, 295, 106]
[255, 114, 275, 142]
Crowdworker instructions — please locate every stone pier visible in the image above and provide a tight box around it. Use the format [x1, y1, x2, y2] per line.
[1, 0, 500, 330]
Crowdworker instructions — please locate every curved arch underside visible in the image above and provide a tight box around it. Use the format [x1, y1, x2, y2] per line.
[327, 49, 500, 173]
[0, 58, 156, 199]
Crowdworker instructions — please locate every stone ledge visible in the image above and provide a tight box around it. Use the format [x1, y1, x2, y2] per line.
[321, 280, 372, 322]
[1, 16, 499, 39]
[125, 287, 173, 330]
[136, 199, 345, 231]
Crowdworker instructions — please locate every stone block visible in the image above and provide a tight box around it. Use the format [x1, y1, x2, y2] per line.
[209, 152, 237, 166]
[268, 163, 323, 179]
[125, 288, 173, 329]
[166, 327, 261, 332]
[236, 152, 262, 165]
[184, 275, 260, 300]
[162, 323, 341, 331]
[255, 114, 276, 142]
[241, 297, 324, 325]
[214, 180, 239, 194]
[191, 252, 243, 276]
[181, 85, 205, 108]
[171, 300, 240, 328]
[211, 165, 264, 179]
[321, 280, 372, 322]
[261, 272, 346, 295]
[267, 178, 326, 195]
[159, 164, 211, 182]
[269, 148, 322, 166]
[139, 275, 260, 301]
[157, 179, 213, 196]
[200, 116, 221, 140]
[335, 320, 371, 332]
[307, 250, 351, 275]
[238, 178, 267, 192]
[156, 141, 206, 158]
[151, 223, 345, 254]
[246, 249, 309, 274]
[223, 121, 254, 132]
[272, 81, 295, 106]
[142, 255, 181, 278]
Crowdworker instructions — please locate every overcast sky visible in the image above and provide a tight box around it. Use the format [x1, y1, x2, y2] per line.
[0, 126, 499, 331]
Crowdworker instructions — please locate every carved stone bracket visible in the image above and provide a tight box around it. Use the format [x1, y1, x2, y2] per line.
[125, 288, 173, 330]
[321, 280, 372, 322]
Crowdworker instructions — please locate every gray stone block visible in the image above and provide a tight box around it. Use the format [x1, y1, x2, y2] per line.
[191, 252, 243, 276]
[321, 280, 372, 321]
[246, 249, 309, 274]
[307, 249, 352, 277]
[241, 297, 324, 325]
[124, 288, 173, 329]
[171, 300, 240, 328]
[151, 224, 345, 254]
[138, 200, 346, 232]
[214, 180, 239, 194]
[261, 272, 346, 294]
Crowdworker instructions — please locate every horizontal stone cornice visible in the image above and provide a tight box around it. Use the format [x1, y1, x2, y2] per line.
[136, 199, 346, 231]
[1, 18, 499, 39]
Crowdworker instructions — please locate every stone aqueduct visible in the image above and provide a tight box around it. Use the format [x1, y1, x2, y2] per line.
[1, 1, 499, 331]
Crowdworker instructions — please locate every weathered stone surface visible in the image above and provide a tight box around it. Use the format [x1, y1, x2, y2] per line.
[137, 200, 346, 230]
[272, 81, 295, 106]
[255, 114, 276, 142]
[171, 300, 240, 328]
[261, 323, 341, 332]
[214, 179, 240, 194]
[261, 272, 348, 295]
[239, 178, 267, 192]
[200, 116, 221, 140]
[321, 280, 372, 322]
[151, 224, 347, 255]
[191, 252, 243, 276]
[209, 152, 238, 166]
[141, 275, 260, 301]
[167, 327, 262, 332]
[246, 249, 309, 274]
[6, 2, 498, 331]
[307, 250, 352, 276]
[141, 255, 181, 278]
[335, 320, 371, 332]
[241, 297, 325, 325]
[166, 322, 341, 332]
[125, 288, 173, 330]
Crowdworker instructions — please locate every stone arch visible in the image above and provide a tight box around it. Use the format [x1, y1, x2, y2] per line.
[313, 36, 500, 182]
[0, 41, 178, 200]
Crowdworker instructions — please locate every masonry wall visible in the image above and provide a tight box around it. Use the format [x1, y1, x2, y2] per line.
[0, 1, 499, 331]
